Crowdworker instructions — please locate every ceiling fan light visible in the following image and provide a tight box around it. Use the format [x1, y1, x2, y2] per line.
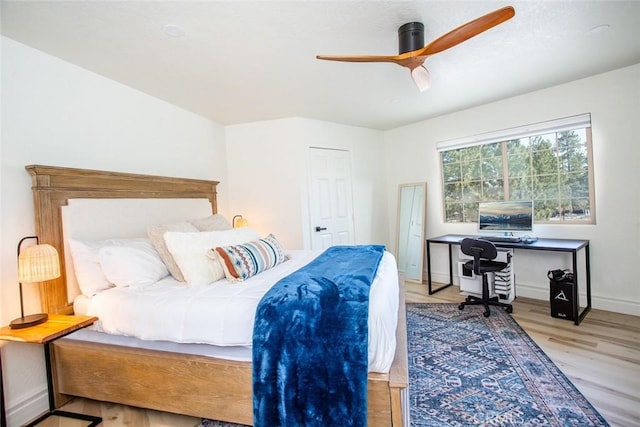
[411, 66, 431, 92]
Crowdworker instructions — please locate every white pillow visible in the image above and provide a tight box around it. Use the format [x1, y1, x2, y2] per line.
[188, 214, 232, 231]
[147, 221, 199, 282]
[163, 228, 260, 286]
[68, 238, 156, 296]
[99, 245, 169, 287]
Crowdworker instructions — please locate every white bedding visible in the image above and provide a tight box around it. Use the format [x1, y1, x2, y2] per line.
[75, 249, 399, 373]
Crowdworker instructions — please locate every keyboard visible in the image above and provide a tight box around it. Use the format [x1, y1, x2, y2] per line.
[481, 236, 522, 243]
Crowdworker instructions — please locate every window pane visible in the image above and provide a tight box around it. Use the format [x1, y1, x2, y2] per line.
[533, 175, 558, 199]
[557, 129, 585, 151]
[444, 182, 462, 201]
[567, 198, 591, 220]
[559, 148, 588, 172]
[482, 156, 502, 179]
[461, 146, 481, 162]
[463, 203, 479, 223]
[439, 120, 593, 225]
[446, 203, 463, 222]
[509, 177, 532, 199]
[536, 199, 558, 221]
[443, 162, 461, 182]
[462, 160, 482, 181]
[507, 153, 531, 177]
[530, 134, 554, 151]
[441, 150, 460, 164]
[464, 181, 482, 202]
[532, 149, 558, 175]
[506, 138, 529, 151]
[483, 179, 504, 200]
[550, 199, 591, 221]
[480, 142, 502, 157]
[559, 172, 589, 198]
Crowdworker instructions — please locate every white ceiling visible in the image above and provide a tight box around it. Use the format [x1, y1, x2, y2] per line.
[2, 1, 639, 130]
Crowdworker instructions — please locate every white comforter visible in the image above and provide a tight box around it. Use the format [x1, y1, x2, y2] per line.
[84, 250, 399, 372]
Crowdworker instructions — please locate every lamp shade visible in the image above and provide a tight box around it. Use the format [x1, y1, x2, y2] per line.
[410, 65, 431, 92]
[232, 215, 249, 228]
[18, 243, 61, 283]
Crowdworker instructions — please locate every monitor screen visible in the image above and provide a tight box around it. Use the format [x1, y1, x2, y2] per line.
[478, 201, 533, 232]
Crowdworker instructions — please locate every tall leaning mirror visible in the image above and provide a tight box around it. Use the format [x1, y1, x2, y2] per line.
[395, 182, 427, 283]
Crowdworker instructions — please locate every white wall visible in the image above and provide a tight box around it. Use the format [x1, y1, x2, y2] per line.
[0, 37, 228, 426]
[226, 117, 387, 249]
[384, 63, 640, 316]
[2, 30, 638, 427]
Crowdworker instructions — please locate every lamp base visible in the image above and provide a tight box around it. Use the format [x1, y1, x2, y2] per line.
[10, 313, 48, 329]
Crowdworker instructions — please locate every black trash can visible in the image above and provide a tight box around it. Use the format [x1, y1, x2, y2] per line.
[548, 269, 576, 321]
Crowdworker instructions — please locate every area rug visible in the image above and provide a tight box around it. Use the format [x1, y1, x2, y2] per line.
[407, 303, 608, 426]
[197, 303, 608, 426]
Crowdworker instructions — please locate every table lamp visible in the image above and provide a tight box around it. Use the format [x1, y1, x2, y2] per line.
[10, 236, 61, 329]
[232, 215, 249, 228]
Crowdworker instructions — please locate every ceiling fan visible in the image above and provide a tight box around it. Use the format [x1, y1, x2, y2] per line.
[316, 6, 515, 92]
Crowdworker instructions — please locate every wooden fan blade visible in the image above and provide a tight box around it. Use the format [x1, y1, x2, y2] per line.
[316, 53, 427, 72]
[316, 54, 402, 64]
[415, 6, 515, 57]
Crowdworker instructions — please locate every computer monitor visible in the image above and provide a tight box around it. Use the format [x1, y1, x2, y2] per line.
[478, 200, 533, 232]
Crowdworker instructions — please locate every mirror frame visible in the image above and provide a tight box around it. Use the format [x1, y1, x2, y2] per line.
[395, 182, 427, 284]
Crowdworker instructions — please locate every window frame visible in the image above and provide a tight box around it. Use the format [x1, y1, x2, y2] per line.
[437, 114, 595, 225]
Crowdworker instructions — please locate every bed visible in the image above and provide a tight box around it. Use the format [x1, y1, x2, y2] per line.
[26, 164, 409, 426]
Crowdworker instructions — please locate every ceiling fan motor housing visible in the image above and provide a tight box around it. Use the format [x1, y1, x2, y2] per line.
[398, 22, 425, 54]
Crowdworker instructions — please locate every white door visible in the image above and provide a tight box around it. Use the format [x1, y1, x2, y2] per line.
[308, 148, 355, 250]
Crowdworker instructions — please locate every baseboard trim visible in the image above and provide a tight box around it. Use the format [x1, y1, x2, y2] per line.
[429, 274, 639, 317]
[6, 386, 48, 427]
[510, 283, 639, 317]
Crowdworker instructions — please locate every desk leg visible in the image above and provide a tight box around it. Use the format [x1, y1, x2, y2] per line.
[427, 240, 433, 293]
[1, 348, 6, 427]
[572, 251, 580, 325]
[572, 244, 592, 326]
[576, 244, 592, 325]
[585, 244, 592, 310]
[427, 241, 454, 295]
[23, 343, 102, 427]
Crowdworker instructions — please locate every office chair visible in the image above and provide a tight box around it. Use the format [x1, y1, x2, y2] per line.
[458, 238, 513, 317]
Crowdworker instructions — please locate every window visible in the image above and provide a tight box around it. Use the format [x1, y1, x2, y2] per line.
[438, 114, 594, 224]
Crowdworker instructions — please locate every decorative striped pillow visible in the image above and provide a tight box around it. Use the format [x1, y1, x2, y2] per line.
[211, 234, 287, 282]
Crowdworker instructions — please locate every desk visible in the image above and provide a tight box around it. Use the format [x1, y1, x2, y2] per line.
[426, 234, 591, 325]
[0, 315, 102, 426]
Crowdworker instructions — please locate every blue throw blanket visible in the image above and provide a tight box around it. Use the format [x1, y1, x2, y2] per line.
[252, 245, 385, 427]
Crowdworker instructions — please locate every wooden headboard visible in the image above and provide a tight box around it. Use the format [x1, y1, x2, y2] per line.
[26, 165, 219, 315]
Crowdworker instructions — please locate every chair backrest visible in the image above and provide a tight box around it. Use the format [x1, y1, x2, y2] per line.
[461, 238, 498, 262]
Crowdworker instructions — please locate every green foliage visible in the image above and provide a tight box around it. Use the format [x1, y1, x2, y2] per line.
[442, 129, 592, 223]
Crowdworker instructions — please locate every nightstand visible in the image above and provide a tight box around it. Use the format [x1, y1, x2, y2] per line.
[0, 315, 102, 426]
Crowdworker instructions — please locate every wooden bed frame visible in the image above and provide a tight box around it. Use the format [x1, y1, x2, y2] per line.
[27, 164, 409, 426]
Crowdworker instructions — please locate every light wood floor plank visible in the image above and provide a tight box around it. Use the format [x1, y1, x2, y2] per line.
[48, 282, 638, 427]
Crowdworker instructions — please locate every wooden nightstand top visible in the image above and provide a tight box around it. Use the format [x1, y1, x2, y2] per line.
[0, 315, 97, 344]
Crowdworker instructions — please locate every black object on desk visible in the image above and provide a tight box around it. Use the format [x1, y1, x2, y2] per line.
[426, 234, 591, 325]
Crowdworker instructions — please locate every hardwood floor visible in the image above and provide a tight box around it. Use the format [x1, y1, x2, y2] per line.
[45, 282, 639, 427]
[405, 283, 640, 427]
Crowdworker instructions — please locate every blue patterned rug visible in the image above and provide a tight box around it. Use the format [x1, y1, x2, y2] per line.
[407, 303, 608, 426]
[197, 303, 608, 426]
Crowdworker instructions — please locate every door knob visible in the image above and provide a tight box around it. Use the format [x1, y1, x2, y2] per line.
[315, 226, 327, 232]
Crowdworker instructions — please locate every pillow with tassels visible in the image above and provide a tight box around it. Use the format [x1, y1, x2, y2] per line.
[210, 234, 287, 283]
